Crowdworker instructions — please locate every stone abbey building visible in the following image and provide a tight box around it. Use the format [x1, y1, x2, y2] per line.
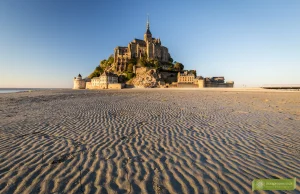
[73, 17, 234, 89]
[114, 18, 170, 72]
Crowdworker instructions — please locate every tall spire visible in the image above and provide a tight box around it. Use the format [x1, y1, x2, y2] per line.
[144, 14, 152, 42]
[145, 14, 151, 35]
[147, 14, 150, 30]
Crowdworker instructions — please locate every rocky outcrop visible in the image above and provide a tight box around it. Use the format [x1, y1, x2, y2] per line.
[131, 69, 161, 88]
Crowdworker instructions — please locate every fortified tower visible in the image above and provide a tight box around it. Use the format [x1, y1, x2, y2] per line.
[73, 74, 86, 89]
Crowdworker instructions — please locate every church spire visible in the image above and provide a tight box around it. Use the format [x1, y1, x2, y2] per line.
[147, 14, 150, 30]
[145, 14, 151, 35]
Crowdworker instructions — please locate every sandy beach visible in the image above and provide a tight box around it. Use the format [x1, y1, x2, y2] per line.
[0, 88, 299, 194]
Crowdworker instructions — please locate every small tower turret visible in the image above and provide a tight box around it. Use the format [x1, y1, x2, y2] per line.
[73, 73, 86, 89]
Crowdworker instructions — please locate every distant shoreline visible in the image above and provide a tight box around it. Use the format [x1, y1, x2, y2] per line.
[0, 87, 299, 94]
[0, 88, 71, 94]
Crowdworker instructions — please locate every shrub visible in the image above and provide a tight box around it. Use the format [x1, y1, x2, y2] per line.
[127, 73, 135, 80]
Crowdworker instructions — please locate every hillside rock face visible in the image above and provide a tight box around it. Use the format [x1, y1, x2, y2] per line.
[131, 69, 161, 88]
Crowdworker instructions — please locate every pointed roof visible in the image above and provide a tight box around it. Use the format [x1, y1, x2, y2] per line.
[145, 15, 152, 35]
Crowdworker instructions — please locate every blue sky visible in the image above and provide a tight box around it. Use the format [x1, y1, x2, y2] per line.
[0, 0, 299, 88]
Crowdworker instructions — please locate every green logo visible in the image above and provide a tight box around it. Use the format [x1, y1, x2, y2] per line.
[252, 178, 296, 191]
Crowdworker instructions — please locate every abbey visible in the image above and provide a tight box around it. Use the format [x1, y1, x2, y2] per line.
[114, 17, 170, 72]
[73, 17, 234, 89]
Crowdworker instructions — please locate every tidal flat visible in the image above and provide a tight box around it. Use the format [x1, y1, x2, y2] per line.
[0, 88, 299, 193]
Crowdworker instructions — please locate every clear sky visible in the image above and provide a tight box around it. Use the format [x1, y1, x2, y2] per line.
[1, 0, 299, 88]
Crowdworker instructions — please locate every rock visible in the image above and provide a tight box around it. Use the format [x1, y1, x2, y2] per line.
[131, 69, 161, 88]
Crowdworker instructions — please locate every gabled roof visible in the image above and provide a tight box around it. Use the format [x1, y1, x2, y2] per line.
[133, 39, 146, 44]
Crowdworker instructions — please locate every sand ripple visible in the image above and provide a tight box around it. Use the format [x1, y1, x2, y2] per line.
[0, 89, 299, 193]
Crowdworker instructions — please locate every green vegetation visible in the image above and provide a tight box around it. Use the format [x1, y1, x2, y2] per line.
[88, 66, 102, 78]
[88, 55, 114, 79]
[126, 73, 135, 80]
[88, 54, 186, 80]
[138, 55, 148, 67]
[128, 58, 137, 66]
[174, 62, 184, 71]
[188, 70, 197, 76]
[100, 55, 114, 69]
[127, 63, 134, 73]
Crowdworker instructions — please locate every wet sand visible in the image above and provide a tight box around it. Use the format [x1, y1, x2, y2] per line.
[0, 89, 299, 193]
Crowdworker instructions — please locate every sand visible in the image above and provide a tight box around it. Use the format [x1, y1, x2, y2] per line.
[0, 88, 299, 194]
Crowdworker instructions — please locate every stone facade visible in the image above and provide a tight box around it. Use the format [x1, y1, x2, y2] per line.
[114, 18, 170, 72]
[204, 77, 234, 88]
[177, 71, 195, 84]
[177, 71, 234, 88]
[73, 72, 123, 90]
[89, 72, 119, 89]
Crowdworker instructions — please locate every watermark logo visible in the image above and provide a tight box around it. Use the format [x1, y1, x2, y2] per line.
[252, 178, 296, 191]
[255, 180, 264, 189]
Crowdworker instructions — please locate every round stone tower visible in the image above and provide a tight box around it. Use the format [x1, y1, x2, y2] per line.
[73, 74, 86, 89]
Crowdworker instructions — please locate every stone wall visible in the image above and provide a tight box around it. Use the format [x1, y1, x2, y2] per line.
[198, 80, 205, 88]
[86, 82, 124, 90]
[205, 83, 234, 88]
[177, 83, 198, 88]
[225, 82, 234, 88]
[86, 82, 92, 89]
[73, 80, 86, 89]
[108, 83, 123, 89]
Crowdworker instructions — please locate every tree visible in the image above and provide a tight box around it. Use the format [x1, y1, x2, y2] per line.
[127, 73, 135, 80]
[99, 55, 114, 69]
[107, 55, 114, 65]
[169, 57, 173, 63]
[188, 70, 197, 76]
[88, 69, 101, 79]
[174, 62, 184, 71]
[127, 63, 134, 73]
[100, 59, 107, 69]
[139, 57, 147, 67]
[154, 60, 160, 69]
[128, 58, 137, 65]
[88, 64, 104, 79]
[89, 55, 114, 78]
[95, 66, 103, 72]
